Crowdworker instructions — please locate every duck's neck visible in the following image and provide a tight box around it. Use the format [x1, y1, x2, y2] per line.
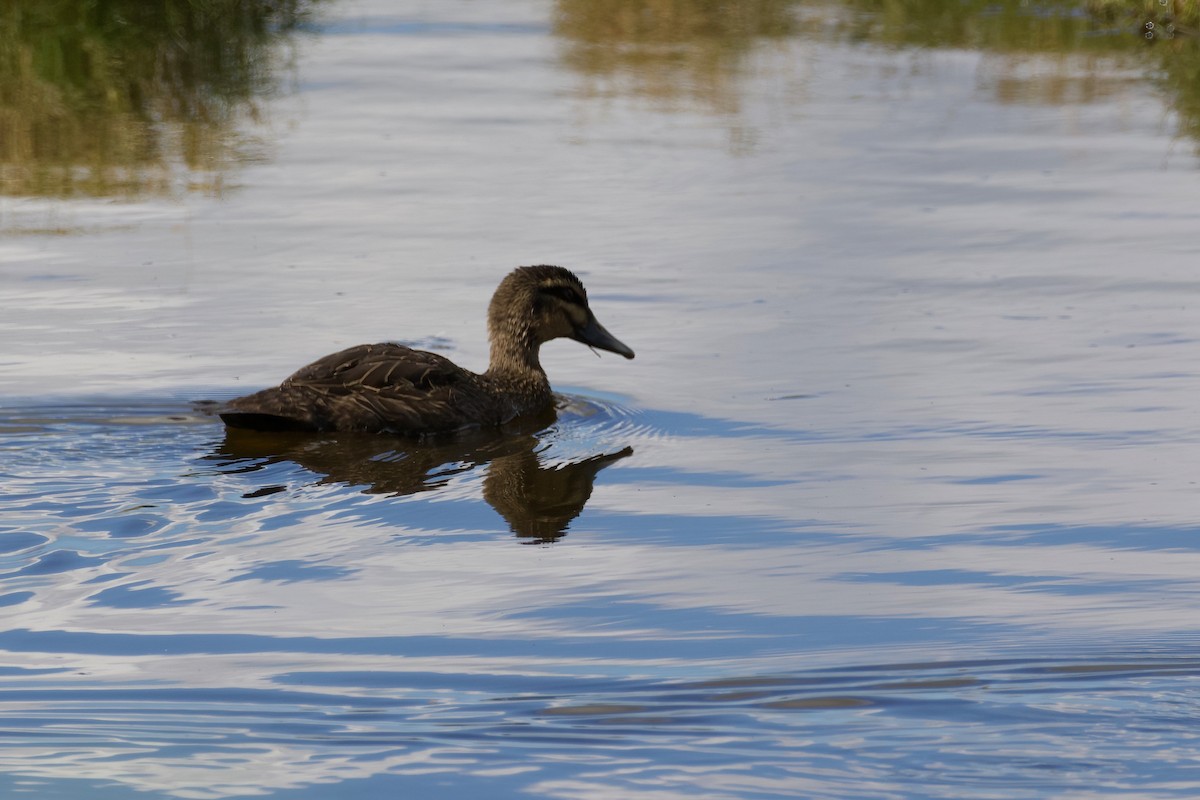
[485, 328, 551, 393]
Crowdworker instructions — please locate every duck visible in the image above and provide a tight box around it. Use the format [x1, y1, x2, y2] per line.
[219, 265, 635, 435]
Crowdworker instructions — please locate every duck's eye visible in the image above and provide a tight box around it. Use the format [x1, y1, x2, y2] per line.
[541, 285, 584, 306]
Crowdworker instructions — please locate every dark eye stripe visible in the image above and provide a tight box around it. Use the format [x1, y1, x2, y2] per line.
[540, 285, 584, 305]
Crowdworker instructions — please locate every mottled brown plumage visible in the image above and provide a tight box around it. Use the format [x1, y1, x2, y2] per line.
[219, 265, 635, 435]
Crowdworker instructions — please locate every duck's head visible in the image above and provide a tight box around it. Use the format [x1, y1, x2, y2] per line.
[489, 265, 635, 362]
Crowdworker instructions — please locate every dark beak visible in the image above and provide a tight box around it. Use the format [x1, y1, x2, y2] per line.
[572, 314, 635, 359]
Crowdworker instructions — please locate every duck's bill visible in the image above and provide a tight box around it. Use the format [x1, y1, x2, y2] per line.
[573, 315, 635, 359]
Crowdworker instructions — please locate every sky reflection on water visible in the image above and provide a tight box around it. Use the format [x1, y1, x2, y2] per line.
[3, 0, 1200, 797]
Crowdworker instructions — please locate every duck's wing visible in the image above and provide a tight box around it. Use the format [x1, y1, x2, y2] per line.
[223, 343, 489, 434]
[284, 343, 465, 393]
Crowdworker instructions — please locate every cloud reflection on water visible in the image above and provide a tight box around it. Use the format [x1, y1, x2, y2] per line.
[3, 394, 1200, 797]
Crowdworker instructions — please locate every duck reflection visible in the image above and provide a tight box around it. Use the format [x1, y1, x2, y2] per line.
[212, 407, 632, 543]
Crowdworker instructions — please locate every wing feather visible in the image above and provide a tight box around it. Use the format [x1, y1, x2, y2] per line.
[224, 342, 539, 434]
[269, 343, 487, 433]
[285, 343, 464, 391]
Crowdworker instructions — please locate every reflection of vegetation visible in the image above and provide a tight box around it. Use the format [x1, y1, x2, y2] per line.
[0, 0, 318, 198]
[842, 0, 1136, 51]
[843, 0, 1200, 49]
[554, 0, 803, 118]
[1088, 0, 1199, 35]
[839, 0, 1200, 144]
[552, 0, 1200, 152]
[1152, 38, 1200, 140]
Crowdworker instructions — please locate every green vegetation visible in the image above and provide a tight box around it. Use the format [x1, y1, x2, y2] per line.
[0, 0, 318, 198]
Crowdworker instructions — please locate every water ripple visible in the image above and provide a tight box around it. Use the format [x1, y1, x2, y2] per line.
[2, 397, 1200, 797]
[0, 651, 1195, 798]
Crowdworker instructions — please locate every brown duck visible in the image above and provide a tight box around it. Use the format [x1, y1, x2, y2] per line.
[219, 265, 635, 435]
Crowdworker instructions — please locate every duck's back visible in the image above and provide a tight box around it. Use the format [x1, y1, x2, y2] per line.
[220, 343, 518, 434]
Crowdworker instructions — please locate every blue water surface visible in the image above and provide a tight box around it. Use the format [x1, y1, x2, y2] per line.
[5, 0, 1200, 797]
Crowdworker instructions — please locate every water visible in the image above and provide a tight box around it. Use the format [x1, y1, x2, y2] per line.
[3, 0, 1200, 797]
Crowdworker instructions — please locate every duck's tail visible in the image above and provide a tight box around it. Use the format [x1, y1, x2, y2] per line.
[218, 411, 318, 432]
[219, 387, 324, 432]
